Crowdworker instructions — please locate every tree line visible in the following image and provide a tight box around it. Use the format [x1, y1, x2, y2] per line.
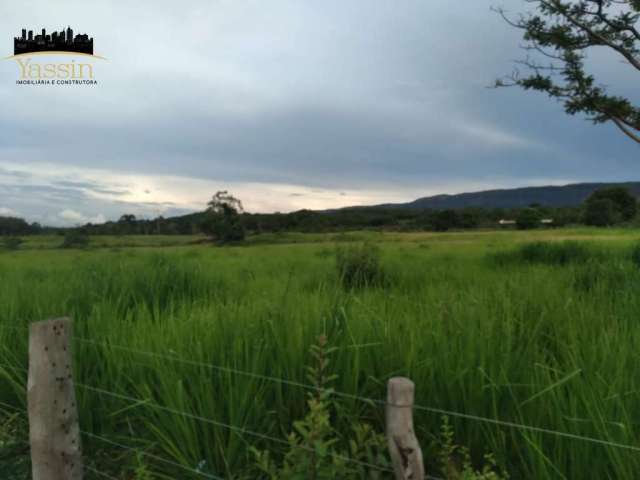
[0, 187, 637, 244]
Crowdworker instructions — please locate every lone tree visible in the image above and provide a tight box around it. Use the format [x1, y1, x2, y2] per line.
[117, 214, 137, 234]
[203, 191, 246, 243]
[495, 0, 640, 144]
[118, 214, 137, 225]
[583, 186, 637, 224]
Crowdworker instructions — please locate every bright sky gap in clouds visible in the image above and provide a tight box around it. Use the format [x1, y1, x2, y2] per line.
[0, 1, 638, 226]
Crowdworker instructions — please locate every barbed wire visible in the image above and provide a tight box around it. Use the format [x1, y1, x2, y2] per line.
[76, 382, 397, 476]
[71, 339, 640, 453]
[75, 337, 375, 403]
[0, 369, 435, 479]
[0, 392, 438, 480]
[2, 351, 640, 455]
[5, 329, 640, 459]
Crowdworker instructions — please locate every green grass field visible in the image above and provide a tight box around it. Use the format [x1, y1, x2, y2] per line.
[2, 228, 640, 479]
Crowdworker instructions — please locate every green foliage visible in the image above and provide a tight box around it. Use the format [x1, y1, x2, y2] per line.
[572, 259, 634, 293]
[631, 242, 640, 268]
[3, 230, 640, 478]
[206, 190, 244, 216]
[515, 208, 542, 230]
[585, 188, 637, 224]
[133, 452, 153, 480]
[58, 185, 640, 236]
[0, 412, 30, 479]
[459, 209, 481, 229]
[115, 214, 139, 235]
[251, 335, 389, 479]
[1, 236, 23, 251]
[61, 229, 90, 249]
[496, 1, 640, 143]
[432, 210, 460, 232]
[584, 198, 619, 226]
[491, 241, 602, 266]
[0, 216, 37, 236]
[437, 417, 508, 480]
[202, 215, 246, 243]
[336, 242, 385, 289]
[203, 191, 246, 244]
[521, 241, 598, 265]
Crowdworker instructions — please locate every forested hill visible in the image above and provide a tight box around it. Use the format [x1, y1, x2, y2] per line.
[371, 182, 640, 210]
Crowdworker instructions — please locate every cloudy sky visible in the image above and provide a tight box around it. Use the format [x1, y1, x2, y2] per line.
[0, 0, 637, 226]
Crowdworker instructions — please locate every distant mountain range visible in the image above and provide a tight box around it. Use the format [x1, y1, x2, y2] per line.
[368, 182, 640, 210]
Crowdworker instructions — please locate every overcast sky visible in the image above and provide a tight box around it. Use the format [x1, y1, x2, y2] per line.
[0, 0, 637, 226]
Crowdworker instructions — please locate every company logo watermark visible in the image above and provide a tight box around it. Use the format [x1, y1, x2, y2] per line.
[6, 26, 104, 86]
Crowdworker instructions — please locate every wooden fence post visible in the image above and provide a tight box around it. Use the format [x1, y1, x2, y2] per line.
[386, 377, 425, 480]
[28, 317, 83, 480]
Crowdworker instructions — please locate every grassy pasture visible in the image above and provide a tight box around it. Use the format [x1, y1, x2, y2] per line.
[2, 228, 640, 478]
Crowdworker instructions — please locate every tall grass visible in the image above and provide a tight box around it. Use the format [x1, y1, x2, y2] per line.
[1, 235, 640, 478]
[489, 240, 607, 266]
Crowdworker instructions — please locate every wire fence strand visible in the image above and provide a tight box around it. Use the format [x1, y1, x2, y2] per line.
[71, 339, 640, 453]
[83, 431, 225, 480]
[0, 399, 25, 413]
[0, 402, 125, 480]
[0, 387, 435, 479]
[5, 332, 640, 464]
[2, 351, 640, 455]
[85, 465, 121, 480]
[4, 333, 639, 454]
[0, 365, 418, 478]
[75, 382, 397, 476]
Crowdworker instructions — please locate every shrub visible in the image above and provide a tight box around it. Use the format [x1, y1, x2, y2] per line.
[437, 416, 508, 480]
[336, 242, 384, 289]
[2, 236, 23, 250]
[61, 230, 90, 249]
[251, 335, 390, 479]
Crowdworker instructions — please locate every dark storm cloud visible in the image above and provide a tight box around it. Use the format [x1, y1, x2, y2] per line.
[0, 0, 637, 224]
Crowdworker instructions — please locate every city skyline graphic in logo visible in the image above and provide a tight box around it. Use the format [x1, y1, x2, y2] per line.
[7, 26, 103, 86]
[14, 26, 93, 56]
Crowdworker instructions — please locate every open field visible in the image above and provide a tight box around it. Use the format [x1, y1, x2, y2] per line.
[2, 228, 640, 478]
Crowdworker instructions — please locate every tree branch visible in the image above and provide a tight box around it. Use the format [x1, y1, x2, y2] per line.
[611, 116, 640, 143]
[542, 0, 640, 71]
[590, 0, 640, 42]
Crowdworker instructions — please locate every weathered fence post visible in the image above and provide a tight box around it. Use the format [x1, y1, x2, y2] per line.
[386, 377, 425, 480]
[28, 317, 83, 480]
